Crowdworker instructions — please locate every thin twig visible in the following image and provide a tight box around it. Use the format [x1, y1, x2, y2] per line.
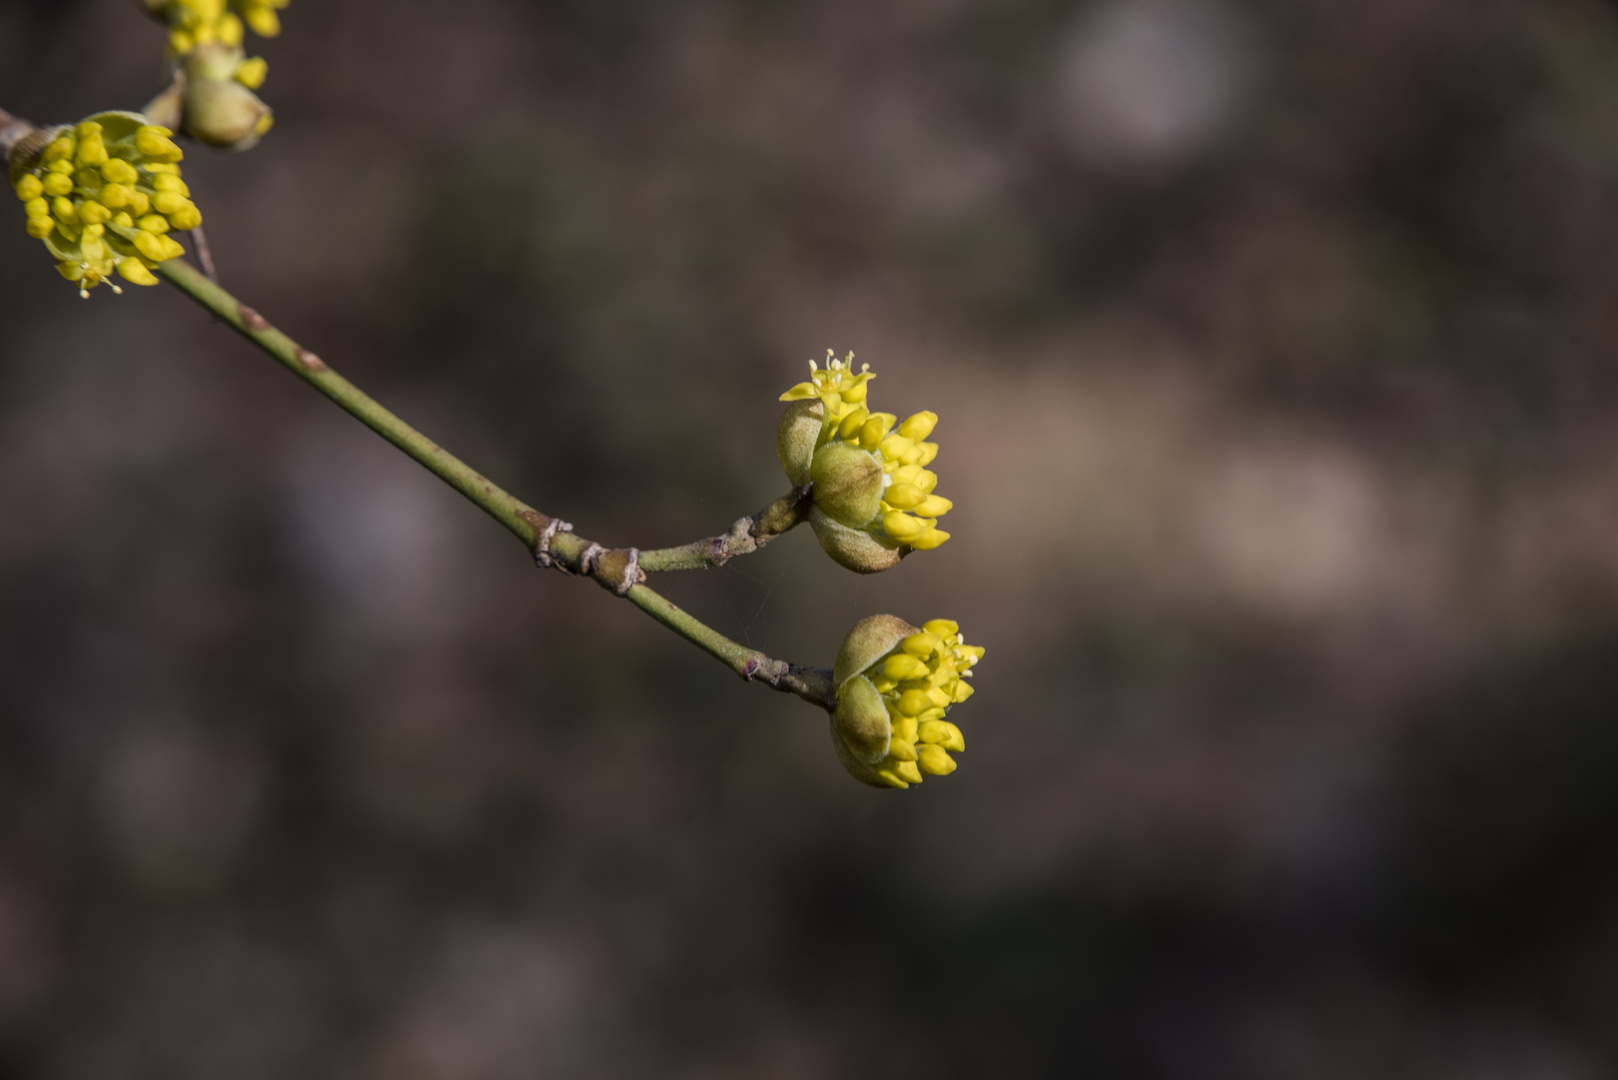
[638, 486, 813, 573]
[189, 226, 218, 283]
[153, 257, 837, 712]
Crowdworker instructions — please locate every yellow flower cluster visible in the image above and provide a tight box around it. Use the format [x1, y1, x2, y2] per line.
[147, 0, 282, 86]
[11, 115, 198, 297]
[832, 616, 984, 790]
[780, 351, 953, 551]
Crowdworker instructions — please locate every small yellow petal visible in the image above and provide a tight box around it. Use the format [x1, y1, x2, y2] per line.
[922, 619, 959, 638]
[913, 495, 953, 517]
[895, 760, 924, 784]
[888, 740, 918, 763]
[908, 528, 950, 551]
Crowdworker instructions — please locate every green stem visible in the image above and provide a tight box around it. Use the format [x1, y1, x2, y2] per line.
[155, 257, 835, 711]
[637, 486, 812, 573]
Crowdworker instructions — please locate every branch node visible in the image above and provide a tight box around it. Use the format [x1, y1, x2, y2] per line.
[578, 542, 605, 578]
[533, 517, 574, 569]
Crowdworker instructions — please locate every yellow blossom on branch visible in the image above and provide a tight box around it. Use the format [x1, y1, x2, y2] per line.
[10, 113, 199, 296]
[777, 352, 953, 572]
[829, 614, 984, 789]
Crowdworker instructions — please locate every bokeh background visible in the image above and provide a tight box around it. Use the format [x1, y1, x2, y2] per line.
[6, 0, 1618, 1075]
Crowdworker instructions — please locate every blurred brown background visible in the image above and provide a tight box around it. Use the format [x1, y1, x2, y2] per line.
[7, 0, 1618, 1075]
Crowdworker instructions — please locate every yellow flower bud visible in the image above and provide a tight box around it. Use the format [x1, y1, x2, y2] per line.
[242, 4, 280, 36]
[151, 191, 187, 216]
[235, 56, 268, 89]
[15, 175, 43, 201]
[898, 411, 937, 440]
[917, 745, 956, 776]
[100, 159, 139, 185]
[116, 257, 160, 286]
[26, 216, 55, 239]
[134, 126, 184, 162]
[41, 173, 73, 197]
[133, 230, 171, 261]
[880, 512, 928, 542]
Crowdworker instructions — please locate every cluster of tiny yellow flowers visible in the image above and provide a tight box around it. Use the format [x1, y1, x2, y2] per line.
[780, 351, 953, 551]
[152, 0, 283, 79]
[12, 116, 197, 296]
[832, 617, 983, 790]
[863, 621, 982, 787]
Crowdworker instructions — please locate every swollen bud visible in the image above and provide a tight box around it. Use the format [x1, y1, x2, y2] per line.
[182, 71, 274, 149]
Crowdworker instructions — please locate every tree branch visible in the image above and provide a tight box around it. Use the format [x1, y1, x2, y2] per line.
[638, 486, 812, 573]
[154, 257, 837, 712]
